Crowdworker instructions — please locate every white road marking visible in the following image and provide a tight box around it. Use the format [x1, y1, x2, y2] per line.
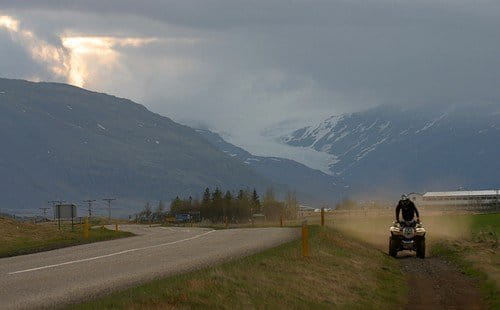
[8, 230, 215, 275]
[160, 227, 176, 232]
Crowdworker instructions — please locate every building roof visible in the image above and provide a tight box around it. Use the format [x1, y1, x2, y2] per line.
[423, 190, 500, 197]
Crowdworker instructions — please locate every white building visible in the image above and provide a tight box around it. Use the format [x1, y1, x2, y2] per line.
[410, 190, 500, 210]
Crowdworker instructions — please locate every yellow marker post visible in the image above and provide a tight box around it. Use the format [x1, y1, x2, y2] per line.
[302, 220, 309, 258]
[321, 207, 325, 227]
[115, 223, 119, 232]
[280, 214, 283, 227]
[225, 217, 229, 229]
[83, 217, 89, 239]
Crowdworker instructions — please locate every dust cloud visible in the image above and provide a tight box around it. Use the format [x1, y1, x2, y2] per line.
[321, 210, 474, 252]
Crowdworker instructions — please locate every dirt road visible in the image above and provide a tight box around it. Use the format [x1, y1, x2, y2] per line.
[331, 214, 488, 309]
[399, 253, 485, 310]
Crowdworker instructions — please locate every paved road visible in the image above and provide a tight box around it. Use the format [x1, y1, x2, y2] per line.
[0, 225, 299, 309]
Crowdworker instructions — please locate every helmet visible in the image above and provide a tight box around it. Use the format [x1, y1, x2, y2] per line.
[401, 194, 409, 201]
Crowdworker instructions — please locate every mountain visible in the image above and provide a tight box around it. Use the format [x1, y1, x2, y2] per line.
[195, 129, 341, 203]
[0, 78, 271, 215]
[281, 104, 500, 196]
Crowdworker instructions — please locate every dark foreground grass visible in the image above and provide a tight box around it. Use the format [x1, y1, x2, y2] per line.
[72, 226, 406, 310]
[0, 217, 133, 258]
[431, 213, 499, 309]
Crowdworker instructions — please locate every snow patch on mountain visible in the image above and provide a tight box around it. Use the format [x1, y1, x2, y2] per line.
[378, 121, 391, 132]
[356, 137, 387, 161]
[415, 114, 446, 134]
[223, 133, 337, 175]
[279, 104, 499, 181]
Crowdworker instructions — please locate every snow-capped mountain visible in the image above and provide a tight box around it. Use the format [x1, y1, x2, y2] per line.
[281, 104, 500, 194]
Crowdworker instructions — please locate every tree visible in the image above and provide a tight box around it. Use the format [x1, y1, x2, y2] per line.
[236, 189, 251, 221]
[284, 190, 299, 220]
[251, 189, 261, 213]
[200, 188, 211, 219]
[136, 202, 152, 223]
[223, 191, 233, 220]
[211, 188, 223, 221]
[263, 188, 283, 221]
[170, 196, 182, 214]
[154, 200, 166, 222]
[263, 188, 275, 208]
[202, 188, 211, 208]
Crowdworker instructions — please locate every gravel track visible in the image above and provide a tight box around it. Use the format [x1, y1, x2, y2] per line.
[398, 252, 485, 310]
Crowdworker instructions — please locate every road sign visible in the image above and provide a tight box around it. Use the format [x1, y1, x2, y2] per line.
[54, 204, 77, 229]
[54, 204, 77, 219]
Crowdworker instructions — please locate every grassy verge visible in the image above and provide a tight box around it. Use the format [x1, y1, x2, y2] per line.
[0, 217, 134, 258]
[162, 219, 305, 230]
[431, 213, 499, 309]
[72, 226, 406, 309]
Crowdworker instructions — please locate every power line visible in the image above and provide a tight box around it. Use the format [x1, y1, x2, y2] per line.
[48, 200, 66, 206]
[83, 200, 96, 220]
[102, 198, 116, 220]
[39, 207, 50, 221]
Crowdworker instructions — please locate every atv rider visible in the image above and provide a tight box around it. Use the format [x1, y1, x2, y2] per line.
[396, 194, 420, 223]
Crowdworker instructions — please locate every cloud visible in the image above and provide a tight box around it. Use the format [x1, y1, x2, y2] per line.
[0, 1, 500, 161]
[0, 14, 68, 81]
[0, 14, 162, 87]
[61, 36, 161, 87]
[0, 15, 18, 31]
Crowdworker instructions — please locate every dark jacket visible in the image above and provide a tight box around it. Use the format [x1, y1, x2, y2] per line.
[396, 199, 419, 222]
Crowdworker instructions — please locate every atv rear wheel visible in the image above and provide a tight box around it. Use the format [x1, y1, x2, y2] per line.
[416, 237, 426, 258]
[389, 236, 398, 257]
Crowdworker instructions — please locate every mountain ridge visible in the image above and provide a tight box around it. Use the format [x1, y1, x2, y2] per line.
[196, 129, 342, 203]
[0, 78, 272, 215]
[280, 103, 500, 196]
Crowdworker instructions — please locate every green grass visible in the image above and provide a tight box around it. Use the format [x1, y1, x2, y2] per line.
[72, 226, 407, 309]
[0, 217, 134, 258]
[470, 213, 500, 232]
[469, 213, 499, 245]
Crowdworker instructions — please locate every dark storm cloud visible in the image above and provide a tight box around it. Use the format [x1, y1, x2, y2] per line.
[1, 0, 500, 158]
[4, 1, 500, 29]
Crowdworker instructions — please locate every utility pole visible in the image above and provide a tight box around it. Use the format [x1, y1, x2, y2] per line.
[102, 198, 116, 221]
[39, 207, 50, 221]
[83, 200, 96, 221]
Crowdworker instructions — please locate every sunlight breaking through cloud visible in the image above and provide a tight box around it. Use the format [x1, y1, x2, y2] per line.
[0, 15, 19, 31]
[0, 14, 158, 87]
[0, 14, 68, 82]
[61, 36, 158, 87]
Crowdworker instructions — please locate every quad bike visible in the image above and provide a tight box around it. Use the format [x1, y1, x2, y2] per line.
[389, 220, 426, 258]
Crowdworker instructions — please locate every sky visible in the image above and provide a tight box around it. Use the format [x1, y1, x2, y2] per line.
[1, 0, 500, 168]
